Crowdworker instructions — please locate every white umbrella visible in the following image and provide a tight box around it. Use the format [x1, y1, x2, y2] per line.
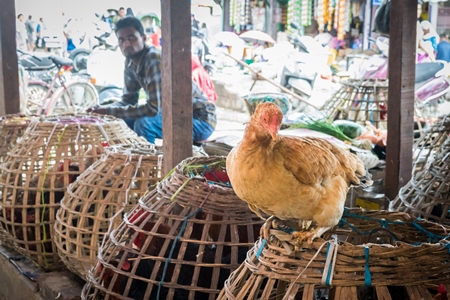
[239, 30, 276, 44]
[213, 31, 243, 46]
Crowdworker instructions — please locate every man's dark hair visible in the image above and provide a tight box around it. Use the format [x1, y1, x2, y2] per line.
[440, 33, 449, 39]
[115, 16, 145, 36]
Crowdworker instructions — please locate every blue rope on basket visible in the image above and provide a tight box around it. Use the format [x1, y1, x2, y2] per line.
[157, 207, 202, 300]
[364, 246, 372, 286]
[255, 239, 266, 259]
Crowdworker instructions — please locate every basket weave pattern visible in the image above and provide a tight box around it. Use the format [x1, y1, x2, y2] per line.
[0, 114, 34, 162]
[390, 136, 450, 225]
[0, 114, 147, 270]
[412, 114, 450, 174]
[322, 79, 388, 129]
[54, 143, 163, 278]
[0, 114, 34, 247]
[218, 208, 450, 299]
[82, 156, 264, 300]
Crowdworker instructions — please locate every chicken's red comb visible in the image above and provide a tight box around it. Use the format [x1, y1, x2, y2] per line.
[438, 284, 447, 294]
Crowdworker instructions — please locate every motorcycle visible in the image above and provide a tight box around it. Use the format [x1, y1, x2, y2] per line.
[357, 37, 450, 110]
[83, 33, 124, 105]
[277, 24, 333, 111]
[66, 17, 115, 73]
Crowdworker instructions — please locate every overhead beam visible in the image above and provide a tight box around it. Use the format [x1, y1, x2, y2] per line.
[161, 0, 193, 175]
[385, 0, 416, 200]
[0, 0, 20, 116]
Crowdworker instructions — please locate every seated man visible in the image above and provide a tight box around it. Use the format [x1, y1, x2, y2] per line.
[88, 16, 216, 144]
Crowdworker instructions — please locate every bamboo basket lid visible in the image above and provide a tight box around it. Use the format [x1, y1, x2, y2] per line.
[390, 135, 450, 225]
[82, 156, 264, 300]
[321, 79, 389, 129]
[0, 113, 148, 271]
[218, 208, 450, 300]
[412, 114, 450, 174]
[55, 143, 163, 278]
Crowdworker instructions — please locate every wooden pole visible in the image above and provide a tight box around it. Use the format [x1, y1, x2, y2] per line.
[0, 0, 20, 116]
[385, 0, 416, 200]
[161, 0, 193, 175]
[222, 0, 233, 32]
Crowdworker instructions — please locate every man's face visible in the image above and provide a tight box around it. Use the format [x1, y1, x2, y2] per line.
[117, 26, 146, 59]
[119, 9, 125, 18]
[417, 4, 422, 19]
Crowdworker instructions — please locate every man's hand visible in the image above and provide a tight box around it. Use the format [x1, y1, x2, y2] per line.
[86, 105, 108, 115]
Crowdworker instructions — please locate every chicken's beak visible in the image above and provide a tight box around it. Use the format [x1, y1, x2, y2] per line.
[269, 125, 278, 140]
[270, 131, 277, 140]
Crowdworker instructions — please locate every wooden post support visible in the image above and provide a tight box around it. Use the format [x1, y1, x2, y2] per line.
[386, 0, 417, 200]
[161, 0, 193, 175]
[0, 0, 20, 116]
[222, 0, 233, 32]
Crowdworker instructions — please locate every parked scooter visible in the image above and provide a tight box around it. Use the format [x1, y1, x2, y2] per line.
[278, 23, 332, 110]
[357, 36, 450, 108]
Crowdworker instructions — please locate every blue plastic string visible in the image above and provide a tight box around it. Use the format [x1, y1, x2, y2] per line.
[255, 239, 266, 258]
[412, 218, 448, 243]
[324, 243, 333, 286]
[157, 207, 202, 300]
[364, 247, 372, 286]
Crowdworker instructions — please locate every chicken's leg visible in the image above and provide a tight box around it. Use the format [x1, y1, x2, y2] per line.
[292, 226, 332, 245]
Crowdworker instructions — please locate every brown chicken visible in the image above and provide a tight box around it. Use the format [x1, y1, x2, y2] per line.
[226, 102, 372, 244]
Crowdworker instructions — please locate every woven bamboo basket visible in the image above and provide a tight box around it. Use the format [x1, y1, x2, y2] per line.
[412, 114, 450, 174]
[0, 114, 34, 162]
[218, 208, 450, 300]
[390, 136, 450, 225]
[0, 113, 147, 271]
[81, 156, 264, 300]
[321, 79, 388, 129]
[0, 114, 35, 247]
[243, 93, 292, 116]
[54, 143, 163, 278]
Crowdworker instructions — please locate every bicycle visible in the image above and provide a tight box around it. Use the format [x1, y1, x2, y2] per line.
[22, 53, 99, 115]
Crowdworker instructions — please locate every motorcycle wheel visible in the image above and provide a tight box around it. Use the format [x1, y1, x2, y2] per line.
[69, 48, 92, 73]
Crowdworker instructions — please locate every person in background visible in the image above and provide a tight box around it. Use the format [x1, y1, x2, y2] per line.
[113, 7, 126, 25]
[191, 14, 199, 30]
[417, 3, 435, 62]
[199, 22, 209, 39]
[35, 17, 47, 51]
[16, 14, 27, 51]
[25, 15, 35, 51]
[421, 20, 439, 52]
[191, 54, 217, 103]
[87, 17, 216, 144]
[437, 33, 450, 63]
[150, 25, 161, 48]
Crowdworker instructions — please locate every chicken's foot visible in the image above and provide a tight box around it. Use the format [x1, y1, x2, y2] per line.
[271, 218, 302, 234]
[292, 226, 332, 248]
